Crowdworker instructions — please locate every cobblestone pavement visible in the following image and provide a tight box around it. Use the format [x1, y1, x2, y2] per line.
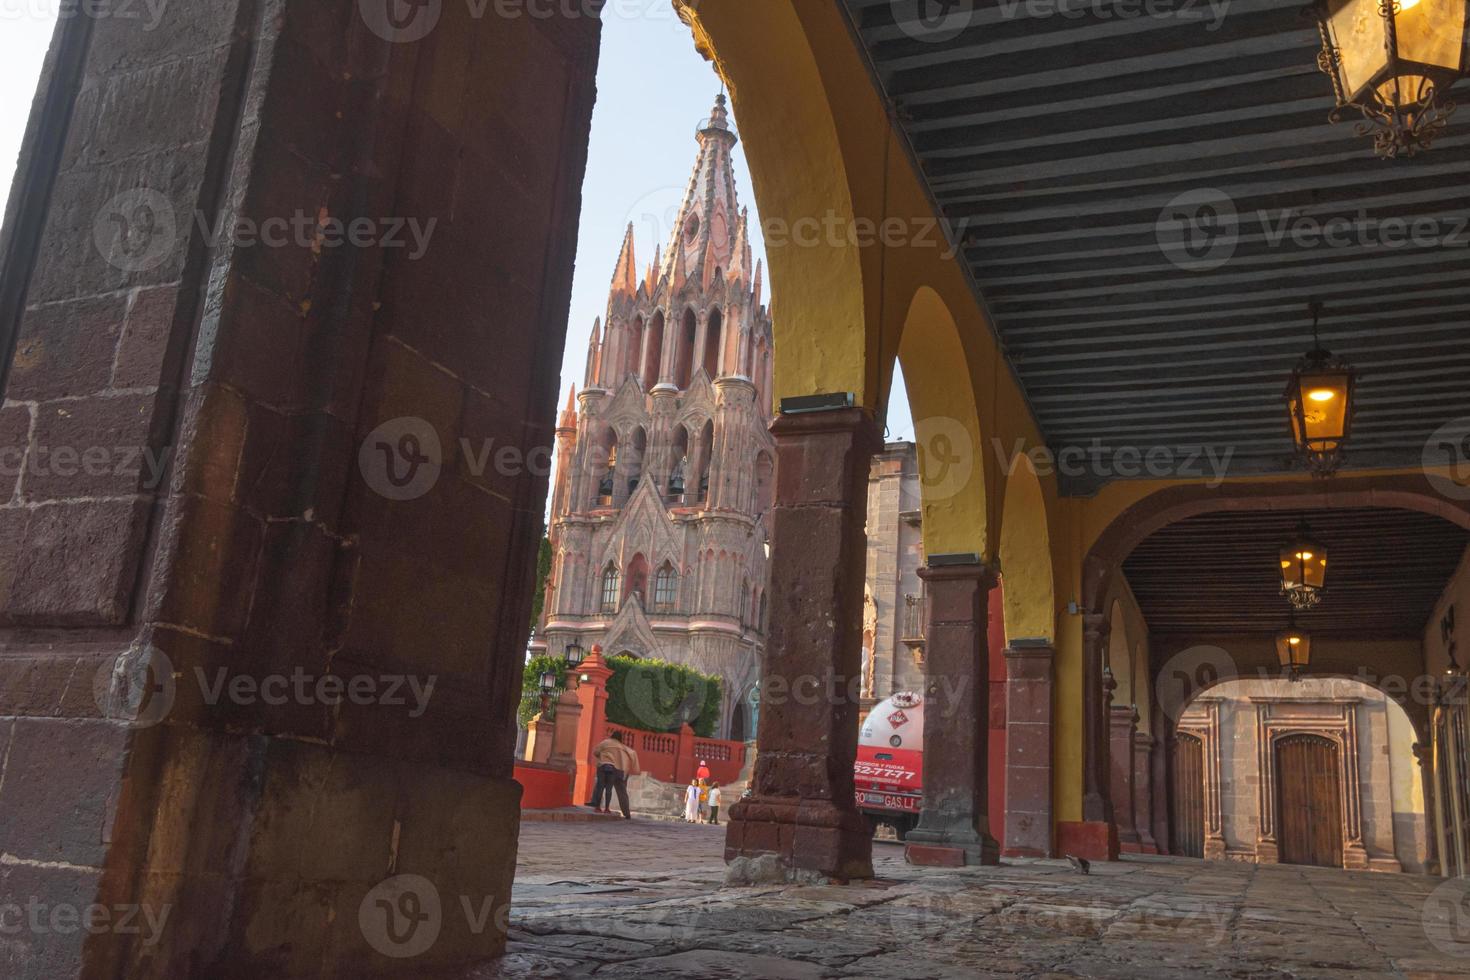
[481, 819, 1470, 979]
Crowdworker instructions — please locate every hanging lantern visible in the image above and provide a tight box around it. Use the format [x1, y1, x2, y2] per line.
[1279, 521, 1329, 610]
[1275, 624, 1313, 681]
[1285, 303, 1357, 477]
[1312, 0, 1469, 157]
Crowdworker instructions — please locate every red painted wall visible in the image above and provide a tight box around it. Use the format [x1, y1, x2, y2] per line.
[514, 762, 573, 810]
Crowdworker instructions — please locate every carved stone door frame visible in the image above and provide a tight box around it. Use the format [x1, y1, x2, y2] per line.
[1252, 697, 1372, 870]
[1176, 696, 1225, 860]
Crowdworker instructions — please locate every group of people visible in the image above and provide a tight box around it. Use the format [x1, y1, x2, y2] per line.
[683, 777, 721, 824]
[588, 732, 724, 825]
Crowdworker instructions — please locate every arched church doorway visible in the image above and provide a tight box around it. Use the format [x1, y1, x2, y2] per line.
[1276, 734, 1344, 869]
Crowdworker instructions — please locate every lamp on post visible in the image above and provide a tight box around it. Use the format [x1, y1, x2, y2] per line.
[564, 640, 585, 668]
[538, 670, 557, 715]
[1279, 520, 1329, 610]
[1284, 303, 1356, 477]
[1276, 620, 1313, 681]
[1312, 0, 1468, 157]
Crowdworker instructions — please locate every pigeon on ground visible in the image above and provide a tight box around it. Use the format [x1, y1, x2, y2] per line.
[1066, 854, 1091, 875]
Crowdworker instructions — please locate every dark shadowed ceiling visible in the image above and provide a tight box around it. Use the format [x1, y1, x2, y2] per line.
[1121, 507, 1468, 636]
[842, 0, 1470, 494]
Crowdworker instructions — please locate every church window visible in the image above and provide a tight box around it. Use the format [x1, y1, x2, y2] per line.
[654, 564, 677, 612]
[600, 563, 620, 613]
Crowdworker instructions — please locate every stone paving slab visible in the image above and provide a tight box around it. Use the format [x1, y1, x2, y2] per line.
[475, 820, 1470, 978]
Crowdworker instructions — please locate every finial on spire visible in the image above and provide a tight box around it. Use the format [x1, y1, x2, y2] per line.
[611, 223, 638, 296]
[705, 92, 730, 133]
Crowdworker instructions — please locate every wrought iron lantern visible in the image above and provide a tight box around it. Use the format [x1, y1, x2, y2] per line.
[1285, 303, 1356, 477]
[537, 670, 557, 714]
[1275, 621, 1313, 681]
[1279, 521, 1329, 610]
[1312, 0, 1469, 157]
[564, 640, 585, 668]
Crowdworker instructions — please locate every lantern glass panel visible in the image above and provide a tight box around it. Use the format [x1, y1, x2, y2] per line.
[1280, 539, 1328, 591]
[1324, 0, 1390, 100]
[1296, 370, 1352, 447]
[1396, 0, 1468, 74]
[1275, 631, 1313, 669]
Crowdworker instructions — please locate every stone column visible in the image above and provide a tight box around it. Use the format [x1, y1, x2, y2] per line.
[1151, 705, 1171, 853]
[1111, 705, 1141, 849]
[905, 561, 1001, 867]
[1082, 613, 1114, 824]
[0, 3, 598, 975]
[1002, 641, 1054, 858]
[724, 405, 878, 884]
[1132, 732, 1159, 853]
[1414, 741, 1440, 875]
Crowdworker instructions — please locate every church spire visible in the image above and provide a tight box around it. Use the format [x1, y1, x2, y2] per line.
[659, 93, 741, 288]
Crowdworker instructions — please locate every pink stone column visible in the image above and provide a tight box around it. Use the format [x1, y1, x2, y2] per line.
[1002, 641, 1054, 858]
[1111, 705, 1142, 850]
[1133, 732, 1159, 854]
[723, 406, 878, 883]
[905, 562, 1001, 867]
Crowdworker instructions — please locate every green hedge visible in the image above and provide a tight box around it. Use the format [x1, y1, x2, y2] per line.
[605, 655, 722, 738]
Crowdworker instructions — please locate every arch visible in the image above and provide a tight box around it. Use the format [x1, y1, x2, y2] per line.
[625, 315, 645, 385]
[997, 456, 1055, 642]
[704, 307, 724, 380]
[596, 427, 619, 505]
[739, 576, 750, 624]
[893, 286, 989, 559]
[643, 310, 665, 391]
[626, 426, 648, 495]
[668, 425, 691, 499]
[675, 308, 697, 389]
[626, 553, 650, 605]
[1081, 475, 1470, 618]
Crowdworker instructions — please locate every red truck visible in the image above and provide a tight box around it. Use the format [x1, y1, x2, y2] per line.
[854, 691, 924, 840]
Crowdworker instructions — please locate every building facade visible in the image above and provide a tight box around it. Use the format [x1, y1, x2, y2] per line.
[861, 442, 926, 710]
[534, 97, 774, 741]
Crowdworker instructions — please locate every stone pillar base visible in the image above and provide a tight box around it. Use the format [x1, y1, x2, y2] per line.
[904, 834, 1000, 868]
[1254, 839, 1279, 863]
[1343, 842, 1370, 870]
[1056, 821, 1120, 862]
[724, 797, 874, 884]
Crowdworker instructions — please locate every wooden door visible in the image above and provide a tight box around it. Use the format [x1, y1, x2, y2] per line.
[1172, 733, 1204, 858]
[1276, 734, 1343, 868]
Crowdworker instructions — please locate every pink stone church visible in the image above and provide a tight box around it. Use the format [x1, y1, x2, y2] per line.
[532, 97, 774, 741]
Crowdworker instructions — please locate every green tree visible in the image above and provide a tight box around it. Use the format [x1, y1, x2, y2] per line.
[518, 654, 565, 728]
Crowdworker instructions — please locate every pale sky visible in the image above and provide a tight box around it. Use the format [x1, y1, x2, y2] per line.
[0, 5, 915, 442]
[0, 4, 58, 215]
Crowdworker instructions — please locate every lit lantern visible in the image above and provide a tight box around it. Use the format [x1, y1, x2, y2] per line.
[1312, 0, 1469, 157]
[1279, 521, 1329, 610]
[1285, 304, 1356, 476]
[1276, 624, 1313, 681]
